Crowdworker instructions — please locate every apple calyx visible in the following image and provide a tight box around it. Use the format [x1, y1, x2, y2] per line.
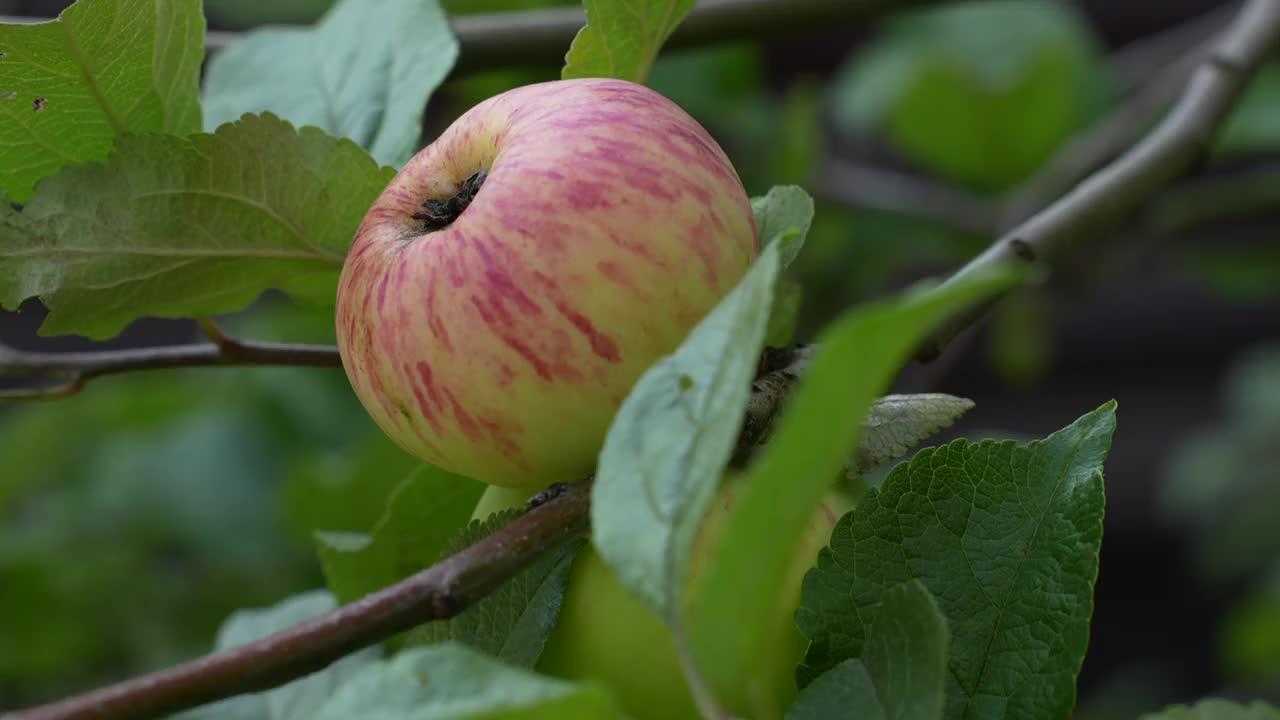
[411, 169, 489, 231]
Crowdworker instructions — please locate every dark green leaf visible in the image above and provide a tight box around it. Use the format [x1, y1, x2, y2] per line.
[174, 591, 383, 720]
[562, 0, 695, 84]
[986, 289, 1053, 386]
[1218, 63, 1280, 154]
[203, 0, 458, 167]
[0, 0, 205, 201]
[1162, 347, 1280, 584]
[1139, 700, 1280, 720]
[787, 581, 949, 720]
[318, 465, 484, 605]
[406, 511, 583, 669]
[797, 402, 1116, 720]
[0, 114, 394, 338]
[592, 242, 779, 618]
[312, 642, 623, 719]
[1222, 581, 1280, 681]
[690, 268, 1019, 718]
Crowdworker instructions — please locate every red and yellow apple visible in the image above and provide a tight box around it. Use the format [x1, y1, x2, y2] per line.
[336, 78, 757, 489]
[473, 478, 855, 720]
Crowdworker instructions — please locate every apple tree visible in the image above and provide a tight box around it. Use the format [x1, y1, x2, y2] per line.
[2, 1, 1280, 719]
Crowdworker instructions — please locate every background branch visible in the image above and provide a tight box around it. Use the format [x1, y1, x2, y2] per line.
[916, 0, 1280, 360]
[0, 326, 342, 400]
[4, 0, 947, 75]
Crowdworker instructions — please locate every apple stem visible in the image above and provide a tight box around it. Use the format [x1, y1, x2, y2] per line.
[411, 170, 488, 230]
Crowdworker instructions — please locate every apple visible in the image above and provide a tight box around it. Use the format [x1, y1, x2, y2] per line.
[336, 78, 758, 489]
[472, 479, 855, 720]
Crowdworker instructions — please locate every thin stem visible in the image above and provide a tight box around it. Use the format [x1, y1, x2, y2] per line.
[0, 332, 342, 401]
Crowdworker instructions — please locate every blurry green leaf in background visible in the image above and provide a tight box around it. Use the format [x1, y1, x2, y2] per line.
[0, 299, 408, 704]
[829, 0, 1109, 191]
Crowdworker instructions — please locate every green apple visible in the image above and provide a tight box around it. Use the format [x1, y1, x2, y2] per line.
[473, 478, 855, 719]
[336, 78, 757, 490]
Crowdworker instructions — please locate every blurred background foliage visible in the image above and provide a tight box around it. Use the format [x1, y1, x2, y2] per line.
[2, 0, 1279, 714]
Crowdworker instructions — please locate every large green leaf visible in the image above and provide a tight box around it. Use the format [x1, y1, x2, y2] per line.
[203, 0, 457, 168]
[787, 581, 949, 720]
[0, 0, 205, 202]
[592, 241, 780, 619]
[407, 511, 582, 668]
[175, 591, 383, 720]
[0, 113, 394, 338]
[797, 402, 1116, 719]
[318, 465, 485, 606]
[312, 642, 623, 719]
[562, 0, 695, 84]
[689, 269, 1018, 718]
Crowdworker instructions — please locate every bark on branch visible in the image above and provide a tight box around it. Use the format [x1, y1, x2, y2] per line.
[0, 321, 341, 400]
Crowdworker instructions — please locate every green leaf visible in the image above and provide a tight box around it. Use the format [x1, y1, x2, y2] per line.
[1161, 347, 1280, 584]
[797, 402, 1116, 720]
[562, 0, 695, 84]
[1222, 582, 1280, 681]
[203, 0, 458, 168]
[283, 430, 419, 537]
[788, 581, 949, 720]
[0, 0, 205, 202]
[0, 113, 395, 338]
[854, 393, 974, 474]
[406, 512, 584, 669]
[174, 591, 383, 720]
[751, 185, 814, 348]
[986, 289, 1053, 386]
[764, 276, 803, 348]
[689, 268, 1019, 719]
[1140, 700, 1280, 720]
[830, 0, 1106, 190]
[786, 660, 885, 720]
[312, 642, 623, 720]
[1218, 63, 1280, 154]
[752, 185, 814, 271]
[592, 242, 780, 619]
[318, 465, 485, 605]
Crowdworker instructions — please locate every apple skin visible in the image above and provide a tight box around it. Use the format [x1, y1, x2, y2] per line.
[472, 479, 856, 719]
[336, 78, 758, 489]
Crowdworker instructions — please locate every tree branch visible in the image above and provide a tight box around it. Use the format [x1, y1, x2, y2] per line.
[0, 323, 342, 400]
[1, 479, 594, 720]
[815, 5, 1244, 237]
[916, 0, 1280, 360]
[4, 0, 948, 75]
[816, 159, 998, 235]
